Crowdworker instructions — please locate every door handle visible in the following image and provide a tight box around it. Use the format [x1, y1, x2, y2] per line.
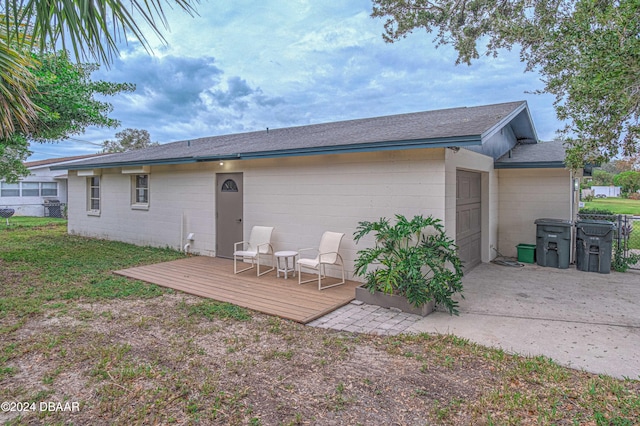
[236, 218, 242, 223]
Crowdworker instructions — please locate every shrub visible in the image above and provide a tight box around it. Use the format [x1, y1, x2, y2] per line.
[612, 245, 640, 272]
[578, 207, 614, 215]
[353, 214, 464, 315]
[628, 192, 640, 200]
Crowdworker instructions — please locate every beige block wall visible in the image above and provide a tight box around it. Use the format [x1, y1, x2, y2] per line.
[67, 162, 217, 256]
[497, 168, 573, 258]
[240, 149, 447, 279]
[444, 148, 499, 262]
[67, 149, 448, 280]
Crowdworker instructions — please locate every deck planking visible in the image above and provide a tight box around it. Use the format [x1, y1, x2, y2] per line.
[114, 256, 360, 323]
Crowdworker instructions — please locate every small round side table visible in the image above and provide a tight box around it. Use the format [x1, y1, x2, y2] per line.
[274, 251, 299, 279]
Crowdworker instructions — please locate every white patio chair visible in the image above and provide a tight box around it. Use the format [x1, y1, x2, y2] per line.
[297, 231, 345, 290]
[233, 226, 275, 276]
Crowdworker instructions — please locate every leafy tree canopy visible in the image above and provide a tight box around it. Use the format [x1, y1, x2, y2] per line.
[1, 51, 134, 181]
[613, 170, 640, 195]
[600, 156, 640, 174]
[372, 0, 640, 170]
[590, 169, 614, 186]
[30, 51, 135, 142]
[0, 135, 30, 183]
[612, 156, 640, 173]
[102, 128, 159, 153]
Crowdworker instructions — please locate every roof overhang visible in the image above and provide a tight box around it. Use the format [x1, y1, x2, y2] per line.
[494, 161, 565, 169]
[55, 136, 483, 170]
[481, 101, 537, 142]
[54, 156, 201, 171]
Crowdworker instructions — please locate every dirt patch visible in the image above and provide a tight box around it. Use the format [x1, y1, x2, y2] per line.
[1, 294, 638, 425]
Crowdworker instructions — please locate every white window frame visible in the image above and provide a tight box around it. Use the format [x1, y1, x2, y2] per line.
[87, 176, 100, 215]
[0, 182, 20, 197]
[41, 182, 58, 197]
[131, 174, 149, 210]
[1, 181, 59, 197]
[21, 182, 40, 197]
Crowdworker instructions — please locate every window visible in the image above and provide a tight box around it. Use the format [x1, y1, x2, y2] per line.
[41, 182, 58, 196]
[0, 182, 19, 197]
[21, 182, 39, 197]
[88, 177, 100, 211]
[221, 179, 238, 192]
[133, 174, 149, 205]
[1, 181, 59, 197]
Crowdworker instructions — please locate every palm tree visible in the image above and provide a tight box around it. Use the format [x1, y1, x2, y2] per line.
[0, 0, 197, 139]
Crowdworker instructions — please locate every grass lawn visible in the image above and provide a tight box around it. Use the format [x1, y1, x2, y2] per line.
[582, 197, 640, 215]
[0, 216, 68, 228]
[1, 218, 639, 425]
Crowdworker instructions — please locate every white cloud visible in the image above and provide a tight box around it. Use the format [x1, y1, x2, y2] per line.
[29, 0, 562, 160]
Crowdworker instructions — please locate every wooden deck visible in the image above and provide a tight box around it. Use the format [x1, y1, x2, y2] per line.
[114, 256, 361, 324]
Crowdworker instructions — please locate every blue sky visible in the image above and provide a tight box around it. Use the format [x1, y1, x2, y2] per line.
[28, 0, 561, 161]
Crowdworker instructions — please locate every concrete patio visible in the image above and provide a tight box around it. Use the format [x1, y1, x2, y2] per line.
[311, 262, 640, 379]
[407, 262, 640, 379]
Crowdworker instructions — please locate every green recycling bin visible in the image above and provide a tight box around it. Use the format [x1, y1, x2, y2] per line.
[534, 218, 572, 269]
[516, 244, 536, 264]
[576, 220, 616, 274]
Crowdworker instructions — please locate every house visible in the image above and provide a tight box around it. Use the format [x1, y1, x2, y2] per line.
[54, 101, 579, 277]
[0, 154, 105, 217]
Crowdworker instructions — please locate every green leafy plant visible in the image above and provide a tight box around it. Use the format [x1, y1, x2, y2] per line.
[612, 245, 640, 273]
[353, 214, 464, 315]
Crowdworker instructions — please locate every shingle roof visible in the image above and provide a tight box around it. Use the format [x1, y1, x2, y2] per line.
[24, 153, 106, 168]
[495, 140, 566, 168]
[57, 101, 532, 170]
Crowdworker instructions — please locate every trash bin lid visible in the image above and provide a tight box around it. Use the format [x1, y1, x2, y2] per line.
[534, 218, 573, 226]
[576, 219, 616, 229]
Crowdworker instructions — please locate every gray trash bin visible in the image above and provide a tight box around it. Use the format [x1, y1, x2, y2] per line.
[535, 218, 572, 269]
[576, 220, 616, 274]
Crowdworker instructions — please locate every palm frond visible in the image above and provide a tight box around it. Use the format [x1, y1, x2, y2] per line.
[0, 36, 38, 139]
[0, 0, 198, 140]
[16, 0, 198, 64]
